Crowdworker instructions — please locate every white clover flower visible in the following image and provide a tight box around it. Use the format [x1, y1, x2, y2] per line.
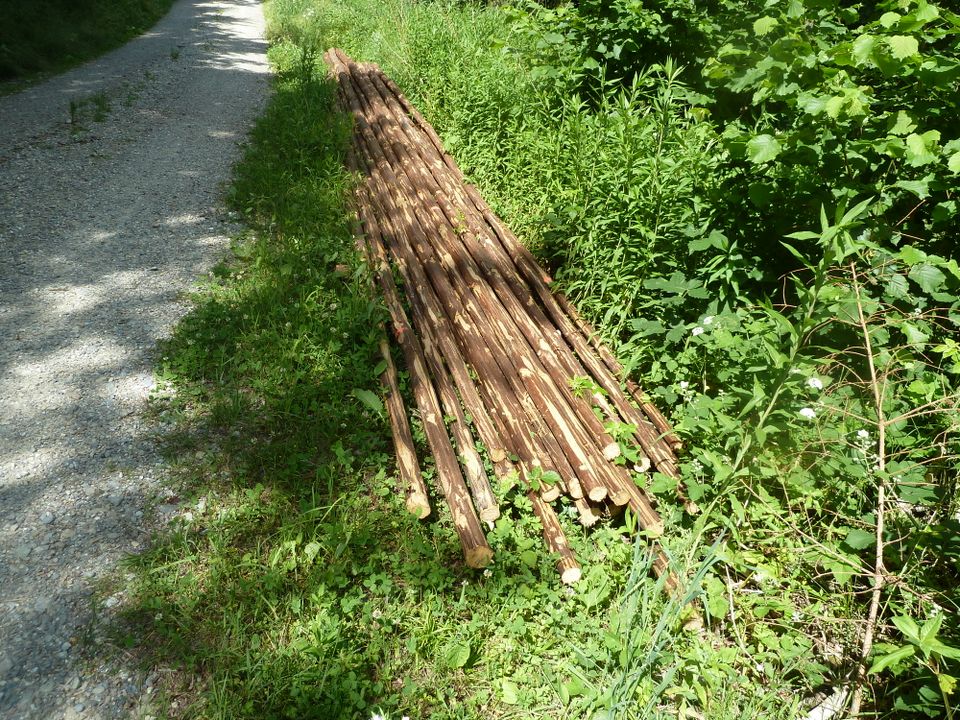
[702, 315, 714, 325]
[371, 715, 385, 720]
[692, 326, 705, 336]
[799, 407, 816, 419]
[857, 429, 869, 439]
[806, 377, 823, 391]
[679, 381, 689, 389]
[371, 608, 383, 619]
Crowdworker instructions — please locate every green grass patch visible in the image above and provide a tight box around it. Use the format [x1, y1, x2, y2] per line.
[0, 0, 175, 86]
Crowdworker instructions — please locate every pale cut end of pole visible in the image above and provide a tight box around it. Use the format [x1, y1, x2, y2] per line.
[633, 456, 651, 474]
[405, 493, 431, 520]
[560, 562, 582, 585]
[587, 486, 608, 503]
[489, 447, 508, 463]
[610, 488, 631, 506]
[602, 442, 621, 461]
[540, 484, 561, 503]
[479, 505, 501, 523]
[466, 545, 494, 569]
[575, 498, 601, 527]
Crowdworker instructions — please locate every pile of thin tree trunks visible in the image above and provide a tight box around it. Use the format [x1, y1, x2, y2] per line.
[326, 49, 682, 586]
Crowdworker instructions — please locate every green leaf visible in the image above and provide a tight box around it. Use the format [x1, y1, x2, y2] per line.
[688, 230, 727, 252]
[879, 12, 901, 28]
[649, 473, 677, 495]
[889, 110, 916, 136]
[895, 178, 930, 199]
[824, 95, 846, 119]
[746, 134, 782, 164]
[905, 131, 941, 167]
[540, 470, 562, 487]
[351, 388, 384, 416]
[893, 616, 922, 645]
[844, 528, 875, 550]
[868, 645, 915, 674]
[897, 483, 939, 505]
[948, 151, 960, 173]
[919, 615, 943, 655]
[886, 35, 920, 60]
[444, 641, 471, 669]
[931, 640, 960, 661]
[852, 34, 878, 65]
[898, 245, 928, 265]
[901, 321, 930, 345]
[908, 263, 946, 293]
[754, 16, 779, 36]
[885, 273, 910, 298]
[500, 679, 520, 705]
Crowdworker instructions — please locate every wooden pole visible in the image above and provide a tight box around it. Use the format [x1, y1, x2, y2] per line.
[350, 171, 493, 568]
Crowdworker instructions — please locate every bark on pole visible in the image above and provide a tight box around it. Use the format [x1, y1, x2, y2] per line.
[346, 149, 431, 520]
[347, 173, 492, 568]
[327, 49, 686, 584]
[377, 65, 682, 473]
[332, 55, 588, 503]
[346, 59, 641, 512]
[379, 337, 431, 518]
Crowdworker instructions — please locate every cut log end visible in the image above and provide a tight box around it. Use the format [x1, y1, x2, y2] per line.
[466, 545, 494, 569]
[479, 506, 501, 523]
[587, 486, 608, 503]
[602, 442, 621, 461]
[405, 494, 431, 519]
[575, 498, 602, 527]
[561, 564, 582, 585]
[540, 485, 561, 503]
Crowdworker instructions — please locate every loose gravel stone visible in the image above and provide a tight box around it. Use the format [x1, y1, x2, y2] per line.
[0, 1, 269, 718]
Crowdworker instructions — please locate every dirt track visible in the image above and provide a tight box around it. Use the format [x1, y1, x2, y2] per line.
[0, 2, 269, 716]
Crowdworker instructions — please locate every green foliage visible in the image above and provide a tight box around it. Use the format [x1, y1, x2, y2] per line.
[0, 0, 175, 83]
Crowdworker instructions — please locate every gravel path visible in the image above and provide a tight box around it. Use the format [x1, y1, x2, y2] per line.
[0, 2, 269, 717]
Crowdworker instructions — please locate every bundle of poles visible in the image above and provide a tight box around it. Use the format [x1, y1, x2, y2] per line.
[326, 49, 683, 587]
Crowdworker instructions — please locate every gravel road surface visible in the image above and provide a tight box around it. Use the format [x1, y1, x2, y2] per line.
[0, 2, 269, 717]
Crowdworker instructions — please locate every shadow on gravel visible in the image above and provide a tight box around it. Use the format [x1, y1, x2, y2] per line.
[0, 1, 271, 717]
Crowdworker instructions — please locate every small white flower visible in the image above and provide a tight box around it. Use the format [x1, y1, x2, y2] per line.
[692, 326, 705, 336]
[371, 715, 385, 720]
[799, 407, 816, 419]
[857, 429, 869, 439]
[679, 381, 689, 389]
[702, 315, 714, 325]
[483, 569, 492, 578]
[806, 377, 823, 390]
[371, 608, 382, 619]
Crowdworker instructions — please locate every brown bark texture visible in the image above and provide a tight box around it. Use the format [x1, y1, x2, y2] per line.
[326, 49, 681, 584]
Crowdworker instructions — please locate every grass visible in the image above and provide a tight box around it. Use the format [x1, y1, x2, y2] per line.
[109, 2, 838, 719]
[0, 0, 175, 88]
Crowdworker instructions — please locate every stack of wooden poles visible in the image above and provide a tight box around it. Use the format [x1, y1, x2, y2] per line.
[326, 49, 682, 586]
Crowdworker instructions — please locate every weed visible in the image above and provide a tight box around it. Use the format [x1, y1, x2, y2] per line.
[68, 90, 111, 132]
